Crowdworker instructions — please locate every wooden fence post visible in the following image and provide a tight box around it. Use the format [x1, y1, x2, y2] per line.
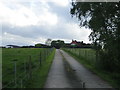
[82, 82, 85, 89]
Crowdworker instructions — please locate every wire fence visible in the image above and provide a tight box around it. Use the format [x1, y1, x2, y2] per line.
[2, 48, 54, 88]
[63, 48, 96, 67]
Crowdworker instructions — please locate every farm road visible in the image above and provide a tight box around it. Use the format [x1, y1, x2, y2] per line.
[44, 49, 82, 88]
[44, 49, 112, 88]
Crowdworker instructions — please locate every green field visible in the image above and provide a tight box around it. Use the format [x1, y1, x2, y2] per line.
[2, 48, 55, 88]
[63, 48, 120, 88]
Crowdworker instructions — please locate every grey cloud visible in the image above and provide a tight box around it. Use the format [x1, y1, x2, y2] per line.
[2, 22, 76, 43]
[48, 2, 76, 23]
[1, 1, 91, 45]
[2, 24, 48, 38]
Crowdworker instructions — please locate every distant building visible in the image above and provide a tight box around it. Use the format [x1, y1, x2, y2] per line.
[64, 40, 92, 48]
[71, 40, 77, 46]
[71, 40, 83, 47]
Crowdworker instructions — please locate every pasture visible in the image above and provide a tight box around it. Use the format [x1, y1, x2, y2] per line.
[2, 48, 55, 88]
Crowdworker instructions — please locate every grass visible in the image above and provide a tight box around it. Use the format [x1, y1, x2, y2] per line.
[2, 48, 43, 86]
[2, 48, 55, 88]
[63, 48, 120, 88]
[26, 49, 55, 88]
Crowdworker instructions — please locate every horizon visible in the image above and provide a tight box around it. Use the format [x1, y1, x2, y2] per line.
[1, 39, 92, 46]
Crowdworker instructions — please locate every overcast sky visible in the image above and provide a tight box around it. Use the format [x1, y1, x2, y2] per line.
[0, 0, 92, 46]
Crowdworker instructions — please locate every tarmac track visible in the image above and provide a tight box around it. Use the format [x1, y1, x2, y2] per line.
[44, 49, 113, 88]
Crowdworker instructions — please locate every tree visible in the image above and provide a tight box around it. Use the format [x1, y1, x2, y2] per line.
[51, 40, 65, 49]
[70, 2, 120, 72]
[45, 39, 52, 46]
[35, 44, 42, 48]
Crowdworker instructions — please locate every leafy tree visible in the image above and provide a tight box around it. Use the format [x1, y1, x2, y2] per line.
[45, 38, 52, 46]
[70, 2, 120, 72]
[35, 44, 42, 48]
[51, 40, 65, 49]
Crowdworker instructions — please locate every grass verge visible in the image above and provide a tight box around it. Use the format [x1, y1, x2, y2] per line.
[63, 49, 120, 88]
[26, 49, 56, 88]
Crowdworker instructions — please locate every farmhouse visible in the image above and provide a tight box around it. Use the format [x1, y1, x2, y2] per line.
[71, 40, 83, 47]
[64, 40, 92, 48]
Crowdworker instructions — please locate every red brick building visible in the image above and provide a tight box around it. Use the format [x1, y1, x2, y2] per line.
[71, 40, 83, 47]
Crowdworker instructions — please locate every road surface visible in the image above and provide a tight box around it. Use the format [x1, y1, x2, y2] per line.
[44, 49, 112, 88]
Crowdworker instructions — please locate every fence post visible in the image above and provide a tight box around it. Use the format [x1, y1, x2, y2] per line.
[82, 82, 85, 89]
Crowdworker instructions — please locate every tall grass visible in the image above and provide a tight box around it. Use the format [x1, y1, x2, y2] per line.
[63, 48, 120, 88]
[26, 49, 55, 88]
[63, 48, 96, 68]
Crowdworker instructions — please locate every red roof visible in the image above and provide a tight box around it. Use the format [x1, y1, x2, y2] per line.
[71, 40, 77, 44]
[71, 40, 83, 46]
